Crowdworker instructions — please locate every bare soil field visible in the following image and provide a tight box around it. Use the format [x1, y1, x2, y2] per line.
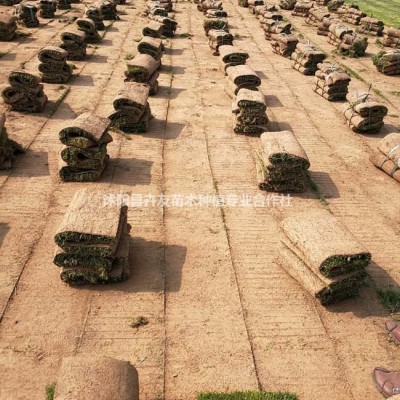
[0, 0, 400, 399]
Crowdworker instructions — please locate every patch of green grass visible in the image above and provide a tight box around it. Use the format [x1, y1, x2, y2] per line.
[45, 383, 56, 400]
[344, 0, 400, 27]
[377, 287, 400, 313]
[129, 316, 149, 328]
[340, 64, 366, 83]
[198, 391, 298, 400]
[180, 32, 193, 38]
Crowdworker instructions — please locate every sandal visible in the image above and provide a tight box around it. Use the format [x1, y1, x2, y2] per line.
[386, 320, 400, 347]
[373, 367, 400, 398]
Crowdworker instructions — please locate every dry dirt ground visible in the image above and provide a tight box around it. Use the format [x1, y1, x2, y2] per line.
[0, 0, 400, 399]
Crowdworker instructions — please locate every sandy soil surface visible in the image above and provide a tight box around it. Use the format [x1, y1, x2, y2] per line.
[0, 0, 400, 399]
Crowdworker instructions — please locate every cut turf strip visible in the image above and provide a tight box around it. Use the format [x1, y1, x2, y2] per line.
[197, 391, 298, 400]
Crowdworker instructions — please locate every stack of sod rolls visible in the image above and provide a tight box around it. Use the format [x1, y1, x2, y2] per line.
[382, 28, 400, 49]
[38, 46, 73, 84]
[197, 0, 223, 13]
[203, 17, 228, 35]
[149, 15, 177, 37]
[143, 21, 164, 38]
[76, 18, 101, 43]
[0, 14, 17, 41]
[57, 0, 71, 10]
[54, 357, 139, 399]
[270, 33, 299, 57]
[327, 22, 353, 46]
[369, 132, 400, 183]
[313, 62, 351, 101]
[125, 53, 160, 95]
[290, 42, 326, 75]
[98, 0, 118, 20]
[86, 5, 105, 30]
[291, 1, 313, 17]
[54, 189, 130, 285]
[109, 82, 152, 133]
[342, 7, 366, 25]
[206, 9, 227, 18]
[343, 92, 388, 134]
[339, 33, 368, 57]
[326, 0, 343, 11]
[0, 113, 24, 170]
[372, 50, 400, 75]
[258, 130, 309, 192]
[232, 88, 268, 135]
[59, 112, 112, 182]
[1, 71, 47, 112]
[257, 10, 282, 22]
[317, 17, 338, 36]
[208, 29, 233, 55]
[305, 8, 330, 27]
[248, 0, 264, 13]
[279, 0, 296, 10]
[218, 45, 249, 74]
[38, 0, 57, 18]
[359, 16, 384, 36]
[225, 64, 261, 98]
[262, 20, 291, 40]
[60, 29, 87, 60]
[137, 36, 163, 61]
[14, 3, 39, 27]
[279, 209, 371, 305]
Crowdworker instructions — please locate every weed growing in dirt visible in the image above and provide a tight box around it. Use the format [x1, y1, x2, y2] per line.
[306, 173, 329, 209]
[377, 287, 400, 313]
[198, 391, 298, 400]
[391, 92, 400, 97]
[180, 32, 193, 39]
[125, 53, 134, 60]
[45, 383, 56, 400]
[129, 316, 149, 328]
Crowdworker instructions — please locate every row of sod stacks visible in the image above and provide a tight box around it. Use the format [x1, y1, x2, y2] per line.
[359, 17, 384, 37]
[137, 35, 163, 61]
[59, 112, 112, 182]
[14, 3, 39, 28]
[232, 88, 268, 135]
[197, 0, 223, 13]
[143, 21, 163, 38]
[372, 50, 400, 75]
[86, 5, 105, 30]
[97, 0, 118, 20]
[125, 53, 160, 95]
[218, 45, 249, 73]
[0, 113, 24, 170]
[382, 28, 400, 49]
[279, 0, 296, 10]
[305, 8, 330, 27]
[0, 13, 17, 41]
[292, 1, 313, 17]
[38, 46, 73, 83]
[57, 0, 71, 10]
[258, 130, 309, 192]
[1, 71, 47, 112]
[39, 0, 57, 18]
[76, 17, 101, 43]
[208, 29, 233, 55]
[271, 33, 299, 57]
[341, 7, 366, 25]
[60, 29, 87, 60]
[313, 62, 351, 101]
[54, 189, 130, 285]
[109, 82, 153, 133]
[279, 209, 371, 305]
[203, 16, 228, 35]
[225, 64, 261, 97]
[262, 19, 291, 40]
[290, 42, 326, 75]
[149, 15, 177, 37]
[370, 133, 400, 183]
[343, 92, 388, 133]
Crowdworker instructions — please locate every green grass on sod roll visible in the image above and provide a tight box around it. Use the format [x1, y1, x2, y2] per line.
[377, 286, 400, 313]
[198, 392, 298, 400]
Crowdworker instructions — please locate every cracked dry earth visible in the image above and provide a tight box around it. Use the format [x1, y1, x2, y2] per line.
[0, 0, 400, 399]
